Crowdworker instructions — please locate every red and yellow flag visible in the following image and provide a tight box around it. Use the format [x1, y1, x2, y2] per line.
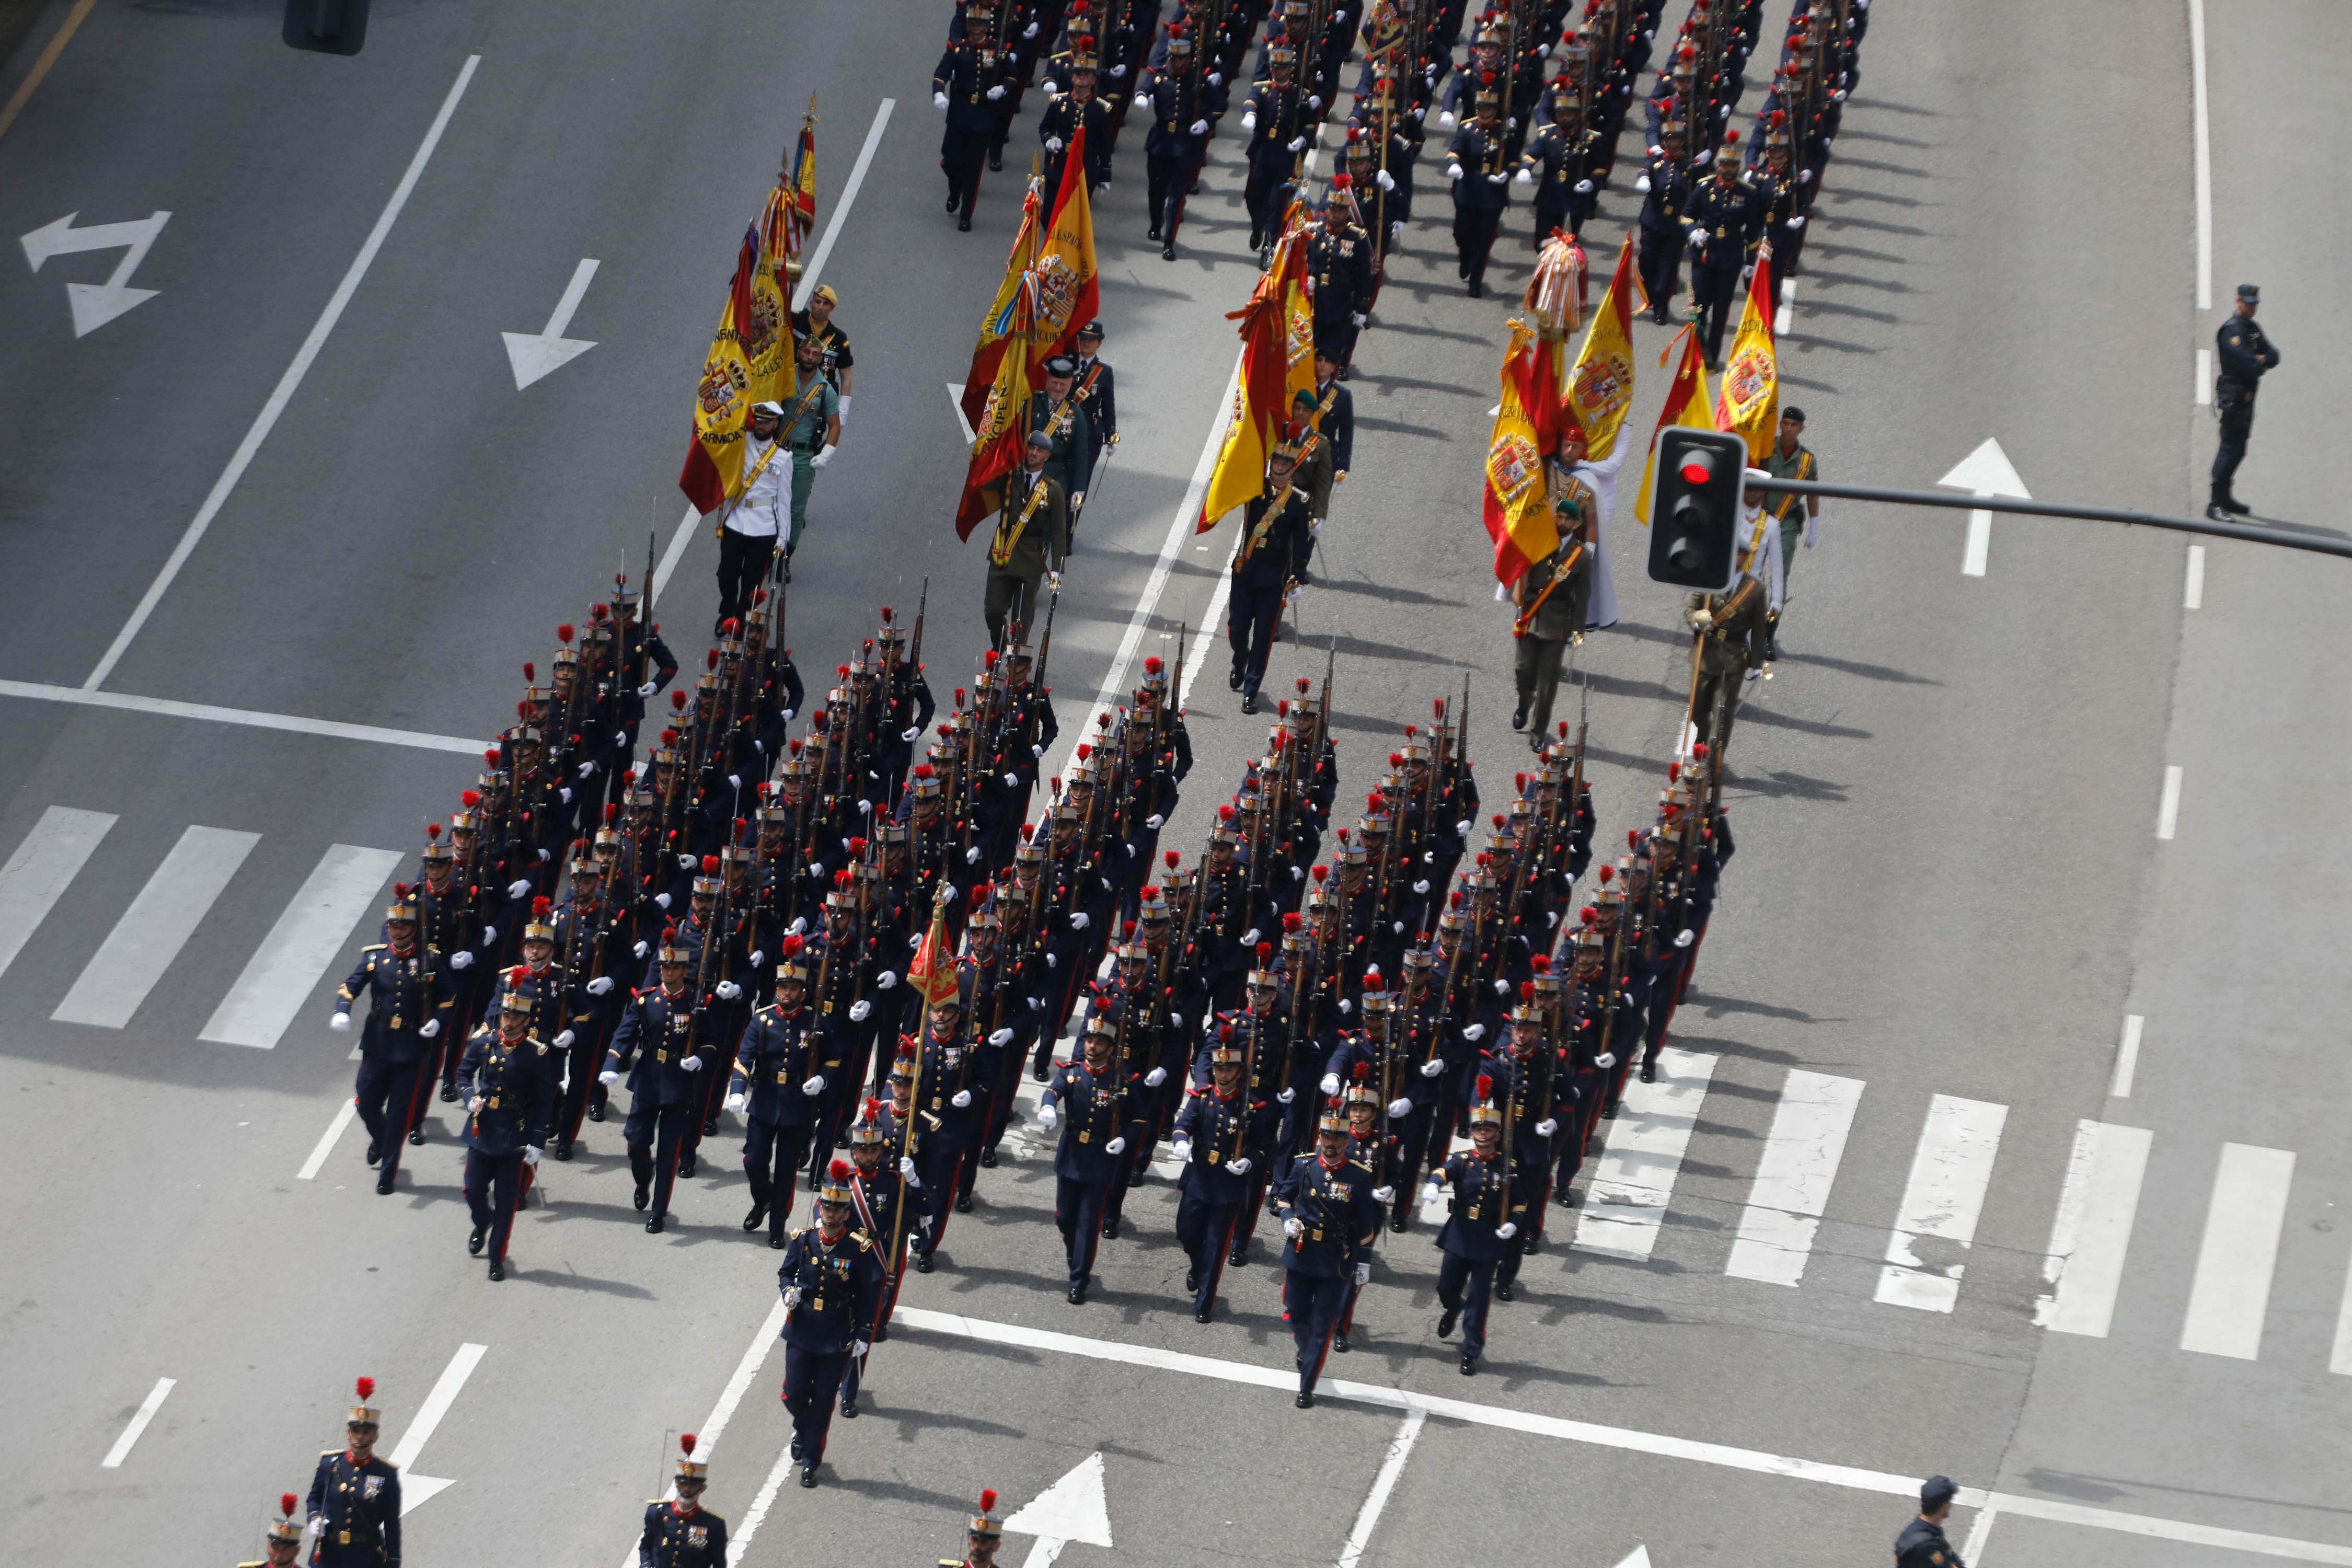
[906, 890, 963, 1008]
[1634, 326, 1716, 524]
[955, 279, 1036, 538]
[959, 183, 1043, 432]
[1565, 235, 1638, 460]
[1713, 244, 1778, 460]
[679, 226, 791, 514]
[1026, 121, 1099, 363]
[1481, 319, 1566, 585]
[1198, 224, 1314, 532]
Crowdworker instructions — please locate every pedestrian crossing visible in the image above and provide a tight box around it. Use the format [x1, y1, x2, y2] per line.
[0, 805, 399, 1048]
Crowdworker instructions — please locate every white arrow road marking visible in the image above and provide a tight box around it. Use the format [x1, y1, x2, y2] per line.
[20, 210, 170, 336]
[501, 258, 599, 389]
[1612, 1549, 1654, 1568]
[1005, 1450, 1114, 1567]
[1935, 437, 2028, 578]
[389, 1342, 486, 1514]
[949, 382, 975, 444]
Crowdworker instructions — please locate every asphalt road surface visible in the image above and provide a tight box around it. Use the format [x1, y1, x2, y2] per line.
[2, 2, 2346, 1566]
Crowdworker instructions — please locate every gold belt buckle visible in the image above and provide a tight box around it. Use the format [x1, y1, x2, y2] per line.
[338, 1532, 351, 1546]
[1077, 1131, 1090, 1144]
[1206, 1149, 1221, 1163]
[389, 1016, 401, 1029]
[656, 1049, 668, 1063]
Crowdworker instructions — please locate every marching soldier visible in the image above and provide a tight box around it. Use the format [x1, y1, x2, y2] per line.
[725, 935, 831, 1247]
[1141, 24, 1220, 258]
[244, 1494, 304, 1568]
[1518, 82, 1601, 241]
[1039, 32, 1114, 193]
[1169, 1026, 1264, 1322]
[1240, 38, 1310, 251]
[789, 282, 855, 432]
[983, 430, 1070, 649]
[943, 1489, 1007, 1568]
[1028, 356, 1095, 516]
[1305, 179, 1375, 370]
[1272, 1098, 1382, 1406]
[777, 1160, 885, 1488]
[1635, 121, 1692, 323]
[638, 1435, 727, 1567]
[1425, 1074, 1525, 1374]
[1681, 132, 1763, 369]
[456, 987, 551, 1281]
[714, 400, 788, 634]
[1037, 1014, 1146, 1303]
[936, 8, 1014, 230]
[1511, 435, 1596, 745]
[330, 886, 453, 1196]
[600, 930, 714, 1233]
[1069, 320, 1119, 493]
[1686, 559, 1771, 751]
[1754, 406, 1819, 628]
[1445, 72, 1512, 297]
[305, 1379, 401, 1568]
[1226, 429, 1315, 713]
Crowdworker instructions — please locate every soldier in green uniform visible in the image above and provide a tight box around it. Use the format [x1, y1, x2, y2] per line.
[1026, 355, 1094, 517]
[1687, 559, 1772, 752]
[1288, 389, 1338, 523]
[1511, 441, 1597, 746]
[983, 431, 1071, 648]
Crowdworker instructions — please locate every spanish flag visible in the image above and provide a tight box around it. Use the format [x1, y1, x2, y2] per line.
[759, 114, 818, 285]
[678, 228, 759, 515]
[1633, 326, 1716, 525]
[1565, 235, 1639, 461]
[1713, 242, 1778, 461]
[1481, 319, 1565, 585]
[959, 182, 1043, 433]
[955, 278, 1036, 538]
[907, 889, 964, 1008]
[1027, 121, 1099, 362]
[1197, 224, 1312, 532]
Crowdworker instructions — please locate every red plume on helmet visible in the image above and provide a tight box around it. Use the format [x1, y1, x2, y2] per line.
[980, 1489, 1000, 1514]
[281, 1493, 298, 1518]
[1476, 1075, 1493, 1099]
[701, 855, 720, 873]
[1282, 912, 1303, 932]
[680, 1433, 697, 1456]
[354, 1376, 375, 1401]
[779, 934, 804, 958]
[1165, 850, 1180, 868]
[1255, 941, 1273, 962]
[532, 895, 551, 917]
[829, 1159, 851, 1181]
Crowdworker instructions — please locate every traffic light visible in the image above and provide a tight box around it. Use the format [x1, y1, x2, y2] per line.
[283, 0, 370, 54]
[1646, 427, 1748, 591]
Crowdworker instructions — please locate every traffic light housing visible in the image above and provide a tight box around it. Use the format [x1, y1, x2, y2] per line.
[283, 0, 370, 54]
[1646, 427, 1748, 591]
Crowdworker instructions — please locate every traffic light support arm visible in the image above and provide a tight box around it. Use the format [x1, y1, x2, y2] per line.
[1744, 474, 2352, 562]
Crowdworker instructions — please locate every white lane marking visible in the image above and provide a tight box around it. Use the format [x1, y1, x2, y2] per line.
[2184, 544, 2205, 609]
[2330, 1240, 2352, 1376]
[2194, 347, 2212, 407]
[1335, 1408, 1425, 1568]
[1574, 1046, 1719, 1260]
[389, 1341, 486, 1514]
[100, 1376, 176, 1467]
[1725, 1069, 1863, 1286]
[2188, 0, 2211, 311]
[500, 256, 599, 390]
[948, 381, 976, 444]
[2181, 1142, 2293, 1359]
[1875, 1094, 2007, 1312]
[731, 1432, 800, 1555]
[651, 502, 701, 608]
[2109, 1013, 2143, 1099]
[2034, 1120, 2152, 1338]
[1005, 1450, 1114, 1567]
[83, 55, 481, 691]
[202, 844, 403, 1048]
[0, 677, 487, 753]
[1177, 553, 1236, 710]
[19, 209, 171, 336]
[53, 825, 260, 1027]
[792, 98, 895, 312]
[1961, 1507, 1999, 1565]
[2155, 765, 2182, 840]
[1773, 277, 1795, 337]
[297, 1098, 360, 1180]
[0, 805, 116, 982]
[610, 1297, 790, 1563]
[1936, 437, 2027, 579]
[1054, 347, 1245, 781]
[894, 1307, 2352, 1564]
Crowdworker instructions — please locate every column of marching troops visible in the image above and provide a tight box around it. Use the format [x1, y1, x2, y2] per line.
[935, 0, 1867, 348]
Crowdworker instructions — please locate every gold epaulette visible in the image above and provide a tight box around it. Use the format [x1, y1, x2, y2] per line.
[851, 1229, 874, 1250]
[528, 1036, 549, 1055]
[789, 1225, 809, 1241]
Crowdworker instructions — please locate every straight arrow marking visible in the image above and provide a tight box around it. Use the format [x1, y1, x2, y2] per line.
[1005, 1450, 1113, 1567]
[1613, 1549, 1654, 1568]
[1936, 437, 2029, 578]
[501, 257, 599, 389]
[389, 1341, 486, 1515]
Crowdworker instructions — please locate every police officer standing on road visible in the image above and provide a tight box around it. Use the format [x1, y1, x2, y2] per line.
[1894, 1475, 1967, 1568]
[2209, 283, 2279, 521]
[639, 1435, 727, 1567]
[306, 1379, 400, 1568]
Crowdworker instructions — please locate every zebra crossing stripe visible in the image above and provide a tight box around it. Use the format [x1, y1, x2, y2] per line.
[1725, 1069, 1865, 1287]
[201, 844, 403, 1048]
[2034, 1120, 2152, 1338]
[1874, 1094, 2007, 1312]
[0, 806, 116, 982]
[2181, 1142, 2293, 1359]
[1573, 1047, 1719, 1260]
[52, 825, 259, 1028]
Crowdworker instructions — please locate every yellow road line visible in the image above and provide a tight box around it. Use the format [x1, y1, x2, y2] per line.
[0, 0, 101, 143]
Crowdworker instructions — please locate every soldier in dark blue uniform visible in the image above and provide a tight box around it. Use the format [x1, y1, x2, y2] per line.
[1039, 33, 1114, 193]
[1240, 40, 1310, 251]
[305, 1378, 400, 1568]
[1069, 319, 1119, 488]
[944, 1489, 1007, 1568]
[1227, 431, 1315, 714]
[1426, 1076, 1526, 1374]
[777, 1161, 885, 1488]
[1039, 1014, 1147, 1303]
[908, 977, 997, 1271]
[1305, 179, 1375, 370]
[245, 1492, 303, 1568]
[726, 935, 828, 1246]
[1444, 72, 1513, 297]
[1634, 121, 1692, 323]
[1681, 133, 1764, 368]
[935, 7, 1015, 230]
[1169, 1030, 1264, 1321]
[1894, 1475, 1966, 1568]
[455, 987, 551, 1281]
[1272, 1098, 1382, 1406]
[2210, 283, 2279, 519]
[1518, 83, 1602, 241]
[600, 931, 713, 1233]
[331, 887, 452, 1196]
[1142, 24, 1220, 258]
[638, 1434, 726, 1567]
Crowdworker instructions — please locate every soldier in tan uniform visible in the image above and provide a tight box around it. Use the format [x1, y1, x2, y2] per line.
[1511, 436, 1598, 747]
[983, 430, 1071, 648]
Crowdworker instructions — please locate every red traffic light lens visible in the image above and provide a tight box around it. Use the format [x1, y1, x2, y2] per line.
[1678, 457, 1713, 485]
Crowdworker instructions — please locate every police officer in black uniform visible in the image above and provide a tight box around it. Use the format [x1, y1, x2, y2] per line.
[305, 1379, 401, 1568]
[638, 1435, 727, 1567]
[456, 987, 551, 1281]
[777, 1161, 885, 1488]
[2210, 283, 2279, 520]
[1894, 1475, 1966, 1568]
[330, 886, 453, 1196]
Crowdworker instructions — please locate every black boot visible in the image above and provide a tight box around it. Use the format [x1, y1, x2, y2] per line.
[468, 1226, 487, 1256]
[1437, 1307, 1459, 1338]
[743, 1203, 767, 1233]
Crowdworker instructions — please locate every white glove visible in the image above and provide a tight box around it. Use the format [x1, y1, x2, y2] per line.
[1376, 168, 1396, 191]
[725, 1092, 747, 1112]
[1287, 135, 1309, 152]
[966, 845, 984, 864]
[1069, 911, 1090, 930]
[1513, 167, 1534, 186]
[1496, 1220, 1518, 1239]
[1284, 1217, 1305, 1239]
[580, 974, 612, 996]
[1493, 978, 1510, 995]
[1788, 214, 1806, 230]
[935, 90, 950, 109]
[633, 940, 650, 958]
[1456, 820, 1472, 836]
[1145, 813, 1165, 829]
[1350, 310, 1368, 327]
[714, 982, 741, 1001]
[678, 853, 698, 869]
[1241, 928, 1260, 946]
[1438, 110, 1458, 129]
[978, 1028, 1010, 1050]
[1596, 1052, 1616, 1068]
[653, 893, 672, 910]
[1338, 999, 1353, 1014]
[1372, 1182, 1396, 1203]
[1740, 264, 1754, 281]
[1635, 172, 1653, 193]
[1241, 111, 1257, 131]
[747, 951, 763, 970]
[851, 1338, 869, 1357]
[849, 1000, 871, 1021]
[987, 83, 1007, 99]
[329, 1011, 351, 1032]
[1228, 1156, 1252, 1175]
[1675, 929, 1695, 949]
[1045, 952, 1058, 969]
[875, 971, 897, 990]
[1387, 1096, 1412, 1116]
[1206, 71, 1220, 86]
[1037, 1102, 1058, 1128]
[1170, 1013, 1182, 1029]
[1111, 63, 1127, 78]
[1308, 95, 1322, 110]
[1001, 773, 1019, 788]
[523, 1145, 542, 1167]
[811, 445, 836, 470]
[1798, 167, 1816, 185]
[725, 775, 741, 790]
[1277, 1087, 1296, 1104]
[451, 950, 475, 969]
[1046, 135, 1066, 152]
[574, 760, 595, 780]
[951, 1088, 974, 1108]
[1103, 1136, 1126, 1155]
[601, 1068, 621, 1086]
[308, 1518, 327, 1541]
[1190, 118, 1208, 135]
[1353, 1261, 1372, 1285]
[900, 725, 920, 743]
[1486, 171, 1508, 185]
[542, 1027, 569, 1048]
[1412, 880, 1429, 894]
[506, 878, 533, 899]
[1172, 1139, 1193, 1161]
[1535, 1117, 1558, 1137]
[1419, 1058, 1444, 1079]
[1022, 19, 1036, 34]
[1289, 866, 1304, 881]
[783, 1285, 802, 1309]
[555, 789, 572, 805]
[802, 1074, 825, 1096]
[1145, 1066, 1167, 1088]
[681, 1054, 704, 1073]
[1320, 1072, 1342, 1097]
[1447, 163, 1464, 182]
[1461, 1024, 1486, 1042]
[899, 1155, 918, 1178]
[638, 680, 660, 697]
